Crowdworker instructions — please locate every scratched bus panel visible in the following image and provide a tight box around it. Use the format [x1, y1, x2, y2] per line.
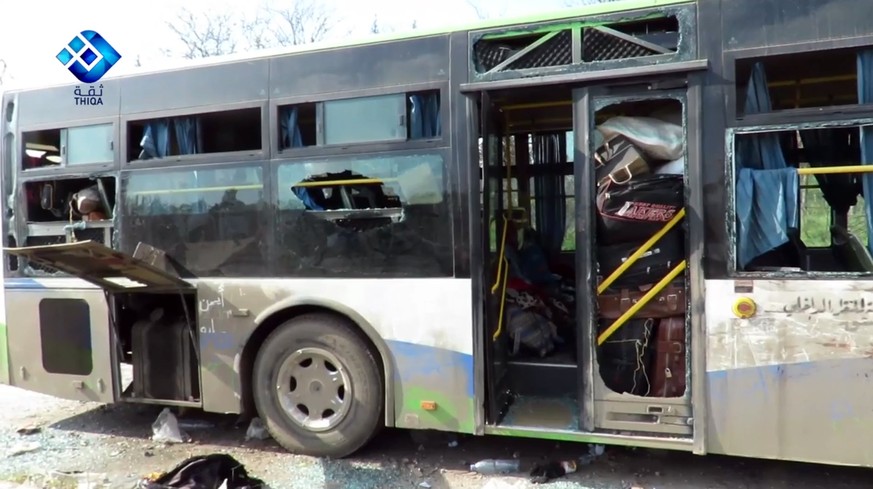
[705, 280, 873, 372]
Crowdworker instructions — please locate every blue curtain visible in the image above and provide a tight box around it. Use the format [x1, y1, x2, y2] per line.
[737, 63, 788, 171]
[409, 93, 441, 139]
[138, 120, 170, 159]
[291, 186, 324, 210]
[280, 106, 303, 149]
[174, 117, 201, 155]
[858, 50, 873, 254]
[737, 168, 799, 267]
[735, 62, 799, 268]
[532, 132, 567, 253]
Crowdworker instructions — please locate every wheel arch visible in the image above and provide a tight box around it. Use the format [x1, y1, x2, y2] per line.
[240, 297, 395, 427]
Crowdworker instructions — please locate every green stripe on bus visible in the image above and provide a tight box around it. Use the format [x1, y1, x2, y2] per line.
[0, 323, 8, 385]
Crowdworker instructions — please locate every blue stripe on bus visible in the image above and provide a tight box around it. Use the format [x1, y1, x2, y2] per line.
[386, 339, 474, 399]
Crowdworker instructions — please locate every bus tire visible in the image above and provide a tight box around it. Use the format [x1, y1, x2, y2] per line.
[252, 313, 383, 458]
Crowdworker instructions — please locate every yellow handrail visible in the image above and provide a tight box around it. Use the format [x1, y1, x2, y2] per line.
[129, 184, 263, 196]
[597, 208, 686, 295]
[491, 214, 509, 293]
[492, 257, 510, 341]
[293, 178, 394, 187]
[797, 165, 873, 175]
[597, 260, 687, 346]
[491, 133, 514, 340]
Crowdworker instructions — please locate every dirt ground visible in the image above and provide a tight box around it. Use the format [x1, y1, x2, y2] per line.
[0, 385, 870, 489]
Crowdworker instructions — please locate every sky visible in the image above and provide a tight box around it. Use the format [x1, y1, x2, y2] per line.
[0, 0, 586, 89]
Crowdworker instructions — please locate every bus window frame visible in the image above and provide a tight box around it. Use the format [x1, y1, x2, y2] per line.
[724, 38, 873, 128]
[120, 100, 269, 169]
[725, 117, 873, 278]
[19, 118, 120, 176]
[118, 160, 273, 277]
[269, 81, 450, 161]
[269, 146, 455, 279]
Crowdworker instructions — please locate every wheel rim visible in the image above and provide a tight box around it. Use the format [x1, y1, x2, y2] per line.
[275, 347, 352, 432]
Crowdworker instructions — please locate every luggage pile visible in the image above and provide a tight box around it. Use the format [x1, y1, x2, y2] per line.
[592, 116, 687, 398]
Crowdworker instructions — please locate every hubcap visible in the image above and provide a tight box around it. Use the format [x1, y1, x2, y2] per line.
[275, 347, 351, 432]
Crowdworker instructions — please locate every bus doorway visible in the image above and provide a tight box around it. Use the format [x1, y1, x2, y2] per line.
[479, 79, 694, 441]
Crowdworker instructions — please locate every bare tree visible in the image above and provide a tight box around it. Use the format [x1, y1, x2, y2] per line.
[166, 7, 239, 58]
[269, 1, 334, 46]
[165, 0, 338, 59]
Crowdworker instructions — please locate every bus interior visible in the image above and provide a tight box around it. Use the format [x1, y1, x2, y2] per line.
[478, 81, 692, 437]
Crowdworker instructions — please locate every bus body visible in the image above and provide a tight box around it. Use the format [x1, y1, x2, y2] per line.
[3, 0, 873, 465]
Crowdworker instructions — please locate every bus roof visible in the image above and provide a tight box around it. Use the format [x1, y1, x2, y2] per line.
[6, 0, 692, 93]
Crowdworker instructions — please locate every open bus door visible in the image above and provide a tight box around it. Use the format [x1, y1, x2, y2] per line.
[3, 240, 194, 404]
[574, 80, 697, 440]
[480, 91, 513, 424]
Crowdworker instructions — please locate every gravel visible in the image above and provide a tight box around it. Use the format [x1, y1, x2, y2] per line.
[0, 384, 870, 489]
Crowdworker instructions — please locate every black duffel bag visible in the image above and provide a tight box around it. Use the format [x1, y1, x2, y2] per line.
[597, 228, 685, 287]
[596, 174, 684, 245]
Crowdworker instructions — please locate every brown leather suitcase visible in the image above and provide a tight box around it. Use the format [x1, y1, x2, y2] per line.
[648, 315, 686, 398]
[597, 280, 685, 319]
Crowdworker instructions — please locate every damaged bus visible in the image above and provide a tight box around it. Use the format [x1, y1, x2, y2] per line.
[3, 0, 873, 467]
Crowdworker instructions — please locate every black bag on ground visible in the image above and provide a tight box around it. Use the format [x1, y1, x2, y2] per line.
[140, 454, 266, 489]
[597, 228, 685, 287]
[596, 174, 684, 245]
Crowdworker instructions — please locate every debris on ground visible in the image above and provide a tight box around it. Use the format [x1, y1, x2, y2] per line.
[15, 426, 41, 436]
[529, 460, 577, 484]
[577, 443, 607, 466]
[151, 408, 188, 444]
[482, 479, 525, 489]
[137, 454, 265, 489]
[6, 442, 41, 457]
[469, 459, 521, 475]
[244, 418, 270, 441]
[48, 470, 109, 489]
[177, 419, 215, 430]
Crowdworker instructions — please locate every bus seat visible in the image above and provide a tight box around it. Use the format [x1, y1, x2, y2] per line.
[831, 225, 873, 273]
[786, 227, 810, 270]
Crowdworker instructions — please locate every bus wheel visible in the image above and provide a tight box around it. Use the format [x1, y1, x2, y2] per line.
[252, 313, 383, 458]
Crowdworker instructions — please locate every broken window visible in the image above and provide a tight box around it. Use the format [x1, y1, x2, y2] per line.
[733, 124, 872, 273]
[17, 175, 116, 275]
[24, 176, 115, 223]
[128, 107, 262, 161]
[735, 47, 871, 118]
[278, 89, 441, 151]
[121, 164, 268, 277]
[274, 153, 452, 277]
[23, 124, 114, 170]
[732, 50, 873, 274]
